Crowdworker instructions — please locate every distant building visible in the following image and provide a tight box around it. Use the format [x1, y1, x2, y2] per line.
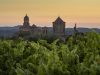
[19, 15, 67, 39]
[20, 14, 31, 31]
[42, 27, 48, 36]
[0, 14, 94, 39]
[23, 14, 30, 26]
[53, 17, 65, 37]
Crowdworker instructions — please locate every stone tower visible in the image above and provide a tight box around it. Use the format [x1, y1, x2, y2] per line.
[20, 14, 31, 32]
[23, 14, 30, 27]
[53, 17, 65, 36]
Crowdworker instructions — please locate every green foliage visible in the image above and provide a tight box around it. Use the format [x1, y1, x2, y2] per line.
[0, 32, 100, 75]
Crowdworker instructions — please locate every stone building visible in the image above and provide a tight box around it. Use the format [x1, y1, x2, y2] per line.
[53, 17, 65, 37]
[20, 14, 31, 32]
[19, 15, 48, 38]
[19, 15, 66, 39]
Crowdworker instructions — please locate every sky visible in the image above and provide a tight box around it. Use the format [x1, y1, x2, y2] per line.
[0, 0, 100, 28]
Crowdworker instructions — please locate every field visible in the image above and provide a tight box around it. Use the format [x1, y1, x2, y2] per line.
[0, 32, 100, 75]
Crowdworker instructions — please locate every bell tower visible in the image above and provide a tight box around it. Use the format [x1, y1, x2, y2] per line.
[23, 14, 30, 26]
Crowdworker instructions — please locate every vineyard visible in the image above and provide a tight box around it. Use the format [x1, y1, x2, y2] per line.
[0, 32, 100, 75]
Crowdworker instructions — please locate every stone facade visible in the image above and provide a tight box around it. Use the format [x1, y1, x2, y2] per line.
[19, 15, 66, 39]
[53, 17, 65, 37]
[20, 14, 31, 32]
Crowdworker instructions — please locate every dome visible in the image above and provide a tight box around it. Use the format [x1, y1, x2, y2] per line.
[24, 14, 29, 20]
[32, 24, 37, 28]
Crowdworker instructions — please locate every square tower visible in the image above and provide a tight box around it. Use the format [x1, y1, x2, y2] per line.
[53, 17, 65, 36]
